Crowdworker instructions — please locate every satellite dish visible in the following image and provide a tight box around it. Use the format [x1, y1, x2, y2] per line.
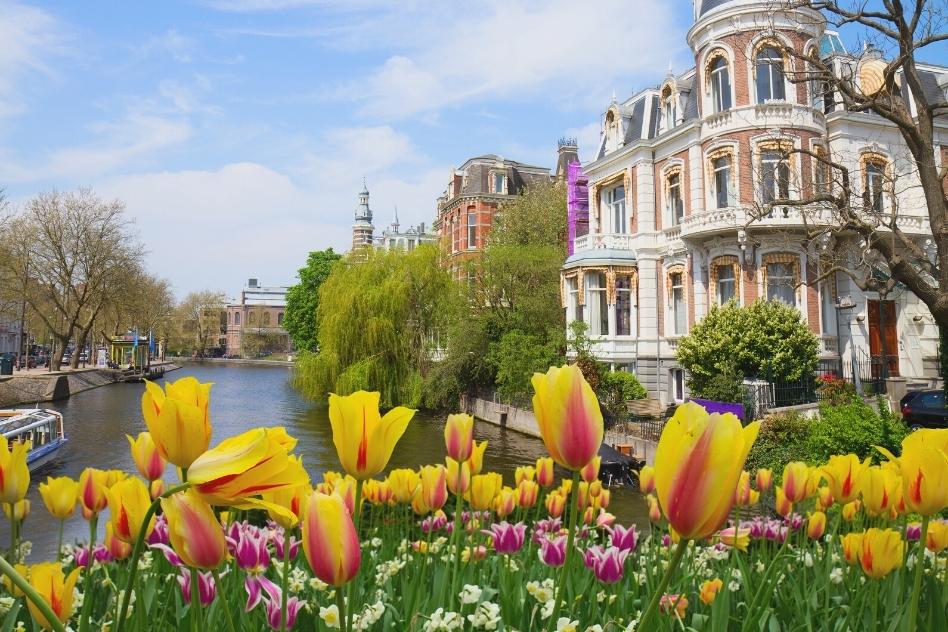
[859, 58, 888, 96]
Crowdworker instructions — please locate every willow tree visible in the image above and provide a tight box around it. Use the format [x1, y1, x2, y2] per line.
[294, 244, 459, 408]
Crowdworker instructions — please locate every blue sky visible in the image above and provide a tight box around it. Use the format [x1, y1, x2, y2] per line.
[0, 1, 942, 297]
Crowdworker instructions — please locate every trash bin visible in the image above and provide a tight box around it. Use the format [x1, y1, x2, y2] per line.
[0, 355, 13, 375]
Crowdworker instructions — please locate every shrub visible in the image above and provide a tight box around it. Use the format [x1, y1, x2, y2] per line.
[744, 411, 814, 474]
[817, 374, 857, 406]
[598, 370, 647, 418]
[677, 300, 819, 400]
[806, 397, 909, 463]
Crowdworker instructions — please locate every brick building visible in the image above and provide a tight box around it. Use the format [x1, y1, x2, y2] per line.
[434, 155, 553, 277]
[225, 279, 291, 357]
[562, 0, 946, 404]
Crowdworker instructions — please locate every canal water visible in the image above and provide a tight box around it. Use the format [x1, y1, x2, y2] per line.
[5, 363, 647, 561]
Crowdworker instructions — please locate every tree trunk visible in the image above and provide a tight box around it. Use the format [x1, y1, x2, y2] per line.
[50, 334, 70, 372]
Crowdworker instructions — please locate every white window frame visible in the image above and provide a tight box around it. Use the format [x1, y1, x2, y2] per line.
[492, 172, 507, 194]
[606, 184, 627, 234]
[467, 211, 477, 249]
[755, 46, 787, 103]
[615, 274, 635, 337]
[712, 155, 732, 209]
[766, 262, 797, 306]
[670, 271, 686, 335]
[760, 150, 791, 204]
[667, 173, 684, 226]
[709, 56, 732, 113]
[865, 160, 886, 213]
[716, 264, 736, 305]
[585, 272, 609, 337]
[671, 368, 685, 403]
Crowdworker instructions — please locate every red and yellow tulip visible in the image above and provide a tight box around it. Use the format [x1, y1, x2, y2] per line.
[925, 520, 948, 553]
[858, 528, 904, 579]
[27, 562, 81, 630]
[536, 457, 555, 488]
[419, 464, 448, 512]
[822, 454, 869, 506]
[857, 466, 900, 517]
[517, 479, 539, 509]
[105, 522, 132, 561]
[807, 511, 826, 540]
[160, 490, 228, 569]
[186, 427, 308, 522]
[580, 456, 601, 483]
[889, 429, 948, 516]
[841, 532, 863, 565]
[263, 483, 312, 529]
[467, 472, 503, 511]
[302, 491, 361, 586]
[78, 468, 110, 516]
[106, 476, 155, 543]
[781, 461, 810, 503]
[515, 465, 535, 485]
[755, 468, 773, 493]
[531, 365, 604, 471]
[127, 432, 167, 482]
[653, 402, 760, 540]
[387, 468, 420, 504]
[444, 413, 474, 462]
[545, 490, 566, 519]
[445, 457, 470, 496]
[141, 377, 213, 469]
[327, 390, 415, 480]
[699, 578, 723, 605]
[467, 440, 488, 475]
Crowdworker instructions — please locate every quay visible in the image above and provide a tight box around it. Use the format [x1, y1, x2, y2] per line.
[0, 362, 180, 408]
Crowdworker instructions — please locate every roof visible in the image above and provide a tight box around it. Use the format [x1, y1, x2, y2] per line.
[699, 0, 736, 16]
[563, 249, 636, 270]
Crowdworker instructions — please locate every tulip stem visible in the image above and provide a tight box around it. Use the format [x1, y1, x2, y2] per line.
[57, 520, 65, 562]
[906, 515, 929, 632]
[638, 536, 689, 631]
[8, 508, 18, 562]
[78, 513, 98, 632]
[0, 554, 66, 632]
[546, 470, 580, 632]
[448, 490, 464, 608]
[190, 567, 201, 632]
[336, 586, 349, 632]
[344, 479, 364, 632]
[211, 570, 237, 632]
[280, 528, 291, 632]
[113, 482, 191, 632]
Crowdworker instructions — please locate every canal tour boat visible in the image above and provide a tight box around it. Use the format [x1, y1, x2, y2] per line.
[0, 408, 67, 471]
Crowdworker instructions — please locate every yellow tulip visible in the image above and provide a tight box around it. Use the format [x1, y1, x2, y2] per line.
[716, 526, 750, 551]
[161, 489, 228, 569]
[39, 476, 79, 521]
[78, 468, 110, 516]
[638, 464, 656, 494]
[754, 468, 773, 492]
[596, 487, 612, 509]
[774, 486, 793, 517]
[2, 563, 27, 597]
[842, 499, 861, 521]
[445, 457, 470, 496]
[580, 456, 601, 483]
[517, 479, 539, 508]
[467, 472, 503, 511]
[536, 457, 555, 488]
[699, 578, 723, 605]
[807, 511, 826, 540]
[467, 440, 488, 475]
[822, 454, 870, 506]
[515, 465, 536, 486]
[893, 429, 948, 516]
[733, 470, 752, 506]
[781, 461, 810, 503]
[531, 365, 604, 470]
[545, 490, 566, 518]
[444, 413, 474, 462]
[419, 464, 448, 512]
[558, 478, 573, 497]
[27, 562, 81, 630]
[106, 477, 155, 543]
[0, 437, 30, 504]
[126, 432, 167, 481]
[141, 377, 213, 469]
[332, 475, 357, 515]
[387, 468, 420, 504]
[925, 520, 948, 553]
[3, 498, 29, 522]
[857, 466, 900, 517]
[411, 493, 430, 515]
[816, 486, 834, 511]
[327, 391, 415, 480]
[647, 494, 662, 523]
[263, 483, 311, 529]
[859, 528, 904, 579]
[654, 402, 760, 540]
[105, 522, 132, 561]
[186, 427, 309, 523]
[841, 532, 863, 565]
[302, 491, 361, 586]
[494, 486, 517, 519]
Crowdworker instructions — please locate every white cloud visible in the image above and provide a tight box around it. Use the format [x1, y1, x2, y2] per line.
[0, 1, 63, 118]
[564, 122, 602, 163]
[94, 125, 446, 296]
[329, 0, 683, 119]
[138, 29, 197, 63]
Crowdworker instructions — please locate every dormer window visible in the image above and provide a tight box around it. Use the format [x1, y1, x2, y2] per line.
[605, 110, 620, 151]
[661, 86, 677, 131]
[492, 172, 507, 194]
[755, 46, 786, 102]
[709, 55, 731, 113]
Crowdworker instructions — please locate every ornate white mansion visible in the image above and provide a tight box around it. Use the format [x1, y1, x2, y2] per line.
[562, 0, 946, 404]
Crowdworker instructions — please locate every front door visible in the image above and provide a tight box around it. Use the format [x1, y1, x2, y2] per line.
[867, 300, 899, 377]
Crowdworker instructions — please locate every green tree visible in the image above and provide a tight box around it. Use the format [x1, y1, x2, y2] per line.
[676, 300, 820, 401]
[294, 245, 459, 408]
[432, 180, 569, 402]
[283, 248, 341, 352]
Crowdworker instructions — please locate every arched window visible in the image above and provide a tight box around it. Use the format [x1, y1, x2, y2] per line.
[605, 110, 620, 150]
[709, 56, 731, 113]
[277, 312, 284, 326]
[666, 171, 684, 225]
[755, 46, 786, 102]
[710, 256, 740, 305]
[712, 154, 733, 209]
[262, 312, 271, 326]
[661, 86, 677, 131]
[248, 311, 257, 326]
[863, 157, 887, 213]
[763, 253, 799, 306]
[813, 146, 830, 195]
[759, 149, 791, 204]
[234, 312, 241, 326]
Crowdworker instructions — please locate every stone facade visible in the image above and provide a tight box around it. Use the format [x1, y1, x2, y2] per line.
[225, 280, 291, 358]
[562, 0, 947, 405]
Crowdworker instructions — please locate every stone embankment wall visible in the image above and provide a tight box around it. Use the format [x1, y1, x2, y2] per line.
[167, 357, 294, 368]
[0, 364, 180, 407]
[465, 395, 543, 439]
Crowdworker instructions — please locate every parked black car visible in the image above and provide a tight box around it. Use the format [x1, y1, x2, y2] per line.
[900, 390, 947, 430]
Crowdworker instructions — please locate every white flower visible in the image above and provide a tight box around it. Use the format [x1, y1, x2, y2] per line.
[309, 577, 329, 592]
[585, 626, 604, 632]
[829, 567, 844, 584]
[730, 568, 742, 580]
[14, 622, 25, 632]
[540, 601, 555, 620]
[137, 551, 153, 571]
[423, 608, 463, 631]
[467, 601, 501, 630]
[320, 604, 341, 629]
[755, 561, 766, 573]
[803, 553, 814, 568]
[728, 580, 741, 592]
[370, 537, 383, 548]
[0, 597, 15, 616]
[460, 584, 483, 605]
[556, 617, 579, 632]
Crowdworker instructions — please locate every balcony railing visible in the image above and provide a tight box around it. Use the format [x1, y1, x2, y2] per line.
[573, 232, 634, 252]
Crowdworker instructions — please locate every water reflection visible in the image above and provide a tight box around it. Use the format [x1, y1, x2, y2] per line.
[5, 363, 646, 560]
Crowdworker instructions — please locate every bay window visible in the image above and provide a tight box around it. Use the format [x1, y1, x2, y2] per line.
[766, 262, 796, 305]
[586, 272, 609, 336]
[717, 265, 736, 304]
[712, 155, 732, 209]
[864, 160, 885, 213]
[756, 46, 786, 102]
[710, 56, 731, 113]
[616, 275, 634, 336]
[760, 150, 790, 204]
[670, 272, 686, 334]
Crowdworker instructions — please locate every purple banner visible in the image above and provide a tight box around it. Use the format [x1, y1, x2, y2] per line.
[690, 398, 745, 421]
